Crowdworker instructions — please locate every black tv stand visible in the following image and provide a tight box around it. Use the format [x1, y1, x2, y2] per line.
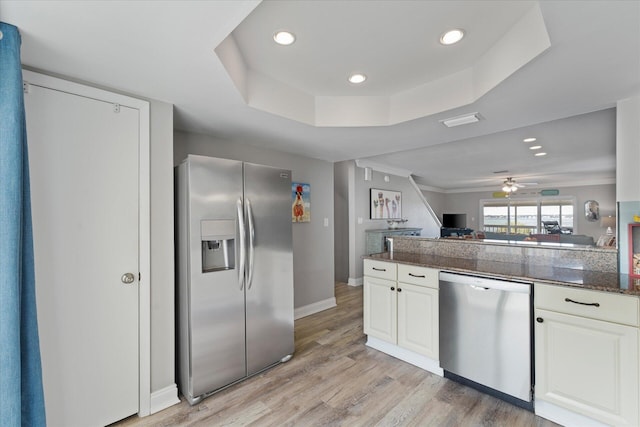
[441, 227, 473, 238]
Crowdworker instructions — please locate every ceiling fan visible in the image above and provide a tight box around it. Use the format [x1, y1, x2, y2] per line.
[501, 177, 537, 193]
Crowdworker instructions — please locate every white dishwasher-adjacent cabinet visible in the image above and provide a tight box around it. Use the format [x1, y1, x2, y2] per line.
[397, 264, 439, 360]
[534, 283, 639, 426]
[363, 260, 440, 365]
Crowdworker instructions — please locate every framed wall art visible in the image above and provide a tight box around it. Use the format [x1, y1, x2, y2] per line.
[292, 182, 310, 223]
[370, 188, 402, 219]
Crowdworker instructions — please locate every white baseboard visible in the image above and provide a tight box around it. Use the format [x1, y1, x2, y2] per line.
[366, 336, 443, 377]
[149, 384, 180, 415]
[294, 297, 337, 319]
[535, 400, 609, 427]
[347, 277, 363, 286]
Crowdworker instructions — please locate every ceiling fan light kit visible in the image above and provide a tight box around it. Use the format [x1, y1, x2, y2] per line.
[502, 177, 519, 193]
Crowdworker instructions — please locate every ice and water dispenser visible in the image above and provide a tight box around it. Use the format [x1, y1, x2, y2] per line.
[201, 219, 235, 272]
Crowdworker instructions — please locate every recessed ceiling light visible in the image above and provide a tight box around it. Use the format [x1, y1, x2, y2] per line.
[439, 29, 465, 45]
[529, 145, 542, 150]
[523, 137, 537, 143]
[534, 152, 547, 157]
[348, 73, 367, 84]
[273, 31, 295, 46]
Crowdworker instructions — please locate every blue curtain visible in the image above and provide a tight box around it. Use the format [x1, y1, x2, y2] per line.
[0, 22, 47, 427]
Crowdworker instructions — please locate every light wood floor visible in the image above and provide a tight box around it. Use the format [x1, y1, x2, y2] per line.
[116, 283, 559, 427]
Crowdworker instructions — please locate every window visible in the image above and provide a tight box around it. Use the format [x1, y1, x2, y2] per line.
[481, 196, 576, 234]
[483, 205, 509, 233]
[541, 200, 574, 231]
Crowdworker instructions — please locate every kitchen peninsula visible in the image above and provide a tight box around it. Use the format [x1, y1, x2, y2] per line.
[363, 236, 640, 427]
[368, 236, 637, 294]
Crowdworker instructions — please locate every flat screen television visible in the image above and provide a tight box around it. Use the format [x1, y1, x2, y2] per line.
[442, 213, 467, 229]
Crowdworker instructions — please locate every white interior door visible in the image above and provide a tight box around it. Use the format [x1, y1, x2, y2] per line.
[25, 82, 140, 426]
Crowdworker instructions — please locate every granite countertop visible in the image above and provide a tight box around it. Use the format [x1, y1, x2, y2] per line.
[365, 251, 640, 296]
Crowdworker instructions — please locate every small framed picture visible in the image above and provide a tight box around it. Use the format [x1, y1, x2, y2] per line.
[370, 188, 401, 219]
[292, 182, 310, 223]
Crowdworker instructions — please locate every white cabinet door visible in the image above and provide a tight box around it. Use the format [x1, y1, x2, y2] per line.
[535, 308, 639, 426]
[364, 276, 397, 343]
[397, 283, 438, 359]
[26, 83, 140, 426]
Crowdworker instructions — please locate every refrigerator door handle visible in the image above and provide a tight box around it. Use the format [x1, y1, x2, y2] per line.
[237, 198, 246, 290]
[246, 198, 256, 290]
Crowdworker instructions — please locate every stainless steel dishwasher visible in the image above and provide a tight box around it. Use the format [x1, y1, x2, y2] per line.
[439, 271, 533, 410]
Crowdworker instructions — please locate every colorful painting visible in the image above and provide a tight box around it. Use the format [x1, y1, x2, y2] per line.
[292, 182, 311, 223]
[370, 188, 402, 219]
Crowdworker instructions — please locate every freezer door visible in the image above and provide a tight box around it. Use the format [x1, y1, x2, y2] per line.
[243, 163, 295, 375]
[184, 155, 247, 398]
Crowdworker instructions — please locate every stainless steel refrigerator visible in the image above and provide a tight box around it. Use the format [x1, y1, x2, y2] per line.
[175, 155, 294, 405]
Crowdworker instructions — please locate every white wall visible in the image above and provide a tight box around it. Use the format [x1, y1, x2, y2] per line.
[617, 94, 640, 202]
[349, 163, 439, 281]
[442, 184, 616, 239]
[616, 93, 640, 275]
[420, 188, 446, 224]
[174, 131, 335, 310]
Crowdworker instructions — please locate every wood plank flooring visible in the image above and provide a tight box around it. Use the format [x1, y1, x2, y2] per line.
[115, 283, 559, 426]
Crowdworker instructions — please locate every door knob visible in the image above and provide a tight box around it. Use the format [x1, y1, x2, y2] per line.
[121, 273, 135, 284]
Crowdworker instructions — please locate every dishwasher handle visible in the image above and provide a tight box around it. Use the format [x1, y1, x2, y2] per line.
[439, 271, 531, 294]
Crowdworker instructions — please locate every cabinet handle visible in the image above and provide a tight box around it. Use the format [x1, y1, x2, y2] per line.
[408, 273, 425, 278]
[372, 267, 386, 272]
[390, 287, 395, 291]
[536, 317, 544, 323]
[397, 288, 402, 292]
[564, 297, 600, 307]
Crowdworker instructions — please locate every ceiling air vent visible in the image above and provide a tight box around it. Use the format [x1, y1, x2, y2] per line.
[440, 113, 480, 128]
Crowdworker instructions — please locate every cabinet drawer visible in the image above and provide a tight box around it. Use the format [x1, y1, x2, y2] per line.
[398, 264, 439, 289]
[363, 259, 397, 280]
[535, 283, 639, 326]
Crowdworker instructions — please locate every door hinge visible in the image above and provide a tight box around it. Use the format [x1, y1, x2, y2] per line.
[113, 103, 120, 113]
[23, 82, 30, 94]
